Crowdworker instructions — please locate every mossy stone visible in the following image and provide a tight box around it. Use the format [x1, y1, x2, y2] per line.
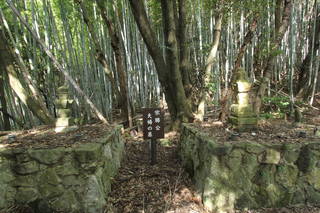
[239, 142, 264, 154]
[258, 149, 281, 165]
[15, 187, 38, 203]
[305, 185, 320, 205]
[296, 146, 317, 173]
[51, 190, 80, 212]
[283, 146, 300, 164]
[306, 168, 320, 190]
[291, 187, 306, 205]
[39, 183, 64, 199]
[0, 184, 15, 209]
[253, 165, 276, 186]
[62, 175, 83, 187]
[28, 148, 65, 165]
[236, 193, 258, 209]
[242, 153, 259, 175]
[74, 143, 102, 164]
[55, 158, 79, 176]
[275, 165, 298, 188]
[12, 175, 36, 187]
[226, 149, 244, 171]
[0, 171, 14, 183]
[39, 169, 61, 185]
[14, 161, 39, 175]
[16, 153, 31, 163]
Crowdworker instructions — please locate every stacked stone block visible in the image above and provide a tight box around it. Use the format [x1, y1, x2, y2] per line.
[229, 68, 257, 130]
[55, 85, 74, 132]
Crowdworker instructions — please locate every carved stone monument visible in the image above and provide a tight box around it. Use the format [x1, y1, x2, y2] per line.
[55, 85, 75, 133]
[229, 68, 257, 131]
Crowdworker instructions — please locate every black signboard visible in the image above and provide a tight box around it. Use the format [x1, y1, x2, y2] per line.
[142, 108, 164, 139]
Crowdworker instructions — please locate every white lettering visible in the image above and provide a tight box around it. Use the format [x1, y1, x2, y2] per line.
[154, 110, 161, 116]
[147, 119, 153, 125]
[148, 131, 153, 137]
[154, 118, 161, 123]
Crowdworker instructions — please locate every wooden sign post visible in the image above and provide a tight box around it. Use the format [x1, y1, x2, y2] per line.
[142, 108, 164, 165]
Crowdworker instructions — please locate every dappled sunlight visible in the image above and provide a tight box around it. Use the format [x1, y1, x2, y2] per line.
[203, 187, 236, 213]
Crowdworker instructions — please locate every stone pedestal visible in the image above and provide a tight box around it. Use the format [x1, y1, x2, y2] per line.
[55, 85, 75, 133]
[229, 68, 257, 131]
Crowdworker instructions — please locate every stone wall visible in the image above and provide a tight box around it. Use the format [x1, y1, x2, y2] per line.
[180, 124, 320, 213]
[0, 125, 124, 213]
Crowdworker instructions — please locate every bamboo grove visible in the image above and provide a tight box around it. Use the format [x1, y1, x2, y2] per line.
[0, 0, 319, 130]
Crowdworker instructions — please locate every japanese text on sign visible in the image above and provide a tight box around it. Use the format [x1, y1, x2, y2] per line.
[142, 108, 164, 139]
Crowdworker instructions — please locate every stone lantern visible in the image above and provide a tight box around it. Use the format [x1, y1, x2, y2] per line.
[229, 68, 257, 131]
[55, 85, 75, 132]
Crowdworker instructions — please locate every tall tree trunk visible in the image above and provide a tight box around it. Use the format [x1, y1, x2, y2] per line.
[0, 52, 11, 130]
[128, 0, 193, 125]
[296, 3, 320, 99]
[254, 0, 292, 114]
[178, 0, 192, 94]
[196, 13, 222, 121]
[161, 0, 193, 124]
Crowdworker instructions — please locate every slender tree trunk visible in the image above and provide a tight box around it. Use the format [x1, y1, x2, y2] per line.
[178, 0, 192, 94]
[296, 3, 320, 99]
[196, 13, 222, 121]
[75, 0, 120, 103]
[254, 0, 292, 114]
[128, 0, 193, 125]
[96, 0, 132, 127]
[0, 53, 11, 130]
[0, 107, 25, 128]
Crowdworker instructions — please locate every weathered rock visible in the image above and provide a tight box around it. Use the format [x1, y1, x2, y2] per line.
[282, 144, 301, 163]
[39, 169, 61, 185]
[39, 184, 64, 199]
[83, 174, 106, 213]
[0, 184, 15, 209]
[16, 187, 39, 203]
[12, 175, 36, 187]
[62, 175, 82, 187]
[16, 153, 31, 163]
[306, 169, 320, 190]
[28, 148, 65, 165]
[275, 165, 298, 188]
[51, 190, 79, 212]
[296, 146, 317, 173]
[74, 143, 102, 164]
[258, 149, 281, 164]
[14, 161, 39, 175]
